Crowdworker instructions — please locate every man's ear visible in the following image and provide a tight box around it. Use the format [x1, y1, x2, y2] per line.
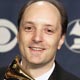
[17, 33, 19, 43]
[58, 34, 65, 50]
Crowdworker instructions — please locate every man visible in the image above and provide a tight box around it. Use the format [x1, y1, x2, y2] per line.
[0, 0, 80, 80]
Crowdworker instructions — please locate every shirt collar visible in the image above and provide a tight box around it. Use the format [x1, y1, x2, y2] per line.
[35, 62, 55, 80]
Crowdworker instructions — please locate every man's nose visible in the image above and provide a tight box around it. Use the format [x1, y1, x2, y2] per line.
[32, 30, 43, 43]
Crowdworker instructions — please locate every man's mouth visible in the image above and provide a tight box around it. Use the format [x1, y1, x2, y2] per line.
[29, 47, 45, 51]
[28, 46, 46, 56]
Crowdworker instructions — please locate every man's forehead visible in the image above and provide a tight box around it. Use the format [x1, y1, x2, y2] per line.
[21, 1, 61, 28]
[26, 1, 59, 12]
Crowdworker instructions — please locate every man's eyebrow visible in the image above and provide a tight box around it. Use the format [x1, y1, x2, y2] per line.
[44, 24, 57, 29]
[22, 21, 34, 25]
[44, 24, 54, 27]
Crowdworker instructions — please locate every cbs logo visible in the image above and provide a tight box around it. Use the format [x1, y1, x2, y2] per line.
[0, 19, 17, 53]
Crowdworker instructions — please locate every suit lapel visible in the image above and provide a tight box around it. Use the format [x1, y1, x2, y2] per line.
[48, 66, 56, 80]
[48, 61, 61, 80]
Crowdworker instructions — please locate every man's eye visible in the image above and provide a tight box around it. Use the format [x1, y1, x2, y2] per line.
[47, 29, 53, 32]
[24, 26, 33, 32]
[45, 29, 54, 34]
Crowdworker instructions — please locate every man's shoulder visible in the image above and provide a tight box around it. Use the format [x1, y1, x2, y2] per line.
[0, 67, 7, 80]
[55, 62, 80, 80]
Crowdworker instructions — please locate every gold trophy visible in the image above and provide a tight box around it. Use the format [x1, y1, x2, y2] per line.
[4, 56, 35, 80]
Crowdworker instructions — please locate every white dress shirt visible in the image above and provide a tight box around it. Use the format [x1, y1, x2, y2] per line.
[35, 63, 55, 80]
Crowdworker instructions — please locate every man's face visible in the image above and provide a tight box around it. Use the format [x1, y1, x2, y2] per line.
[17, 1, 65, 65]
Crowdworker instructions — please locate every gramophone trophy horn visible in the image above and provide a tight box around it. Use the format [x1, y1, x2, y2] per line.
[4, 56, 35, 80]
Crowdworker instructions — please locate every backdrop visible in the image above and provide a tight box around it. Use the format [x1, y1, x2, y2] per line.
[0, 0, 80, 78]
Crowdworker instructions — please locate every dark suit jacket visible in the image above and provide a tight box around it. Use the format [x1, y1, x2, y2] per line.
[48, 62, 80, 80]
[0, 62, 80, 80]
